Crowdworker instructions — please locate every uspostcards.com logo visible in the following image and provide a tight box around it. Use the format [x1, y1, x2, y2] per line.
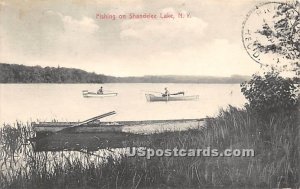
[126, 147, 255, 159]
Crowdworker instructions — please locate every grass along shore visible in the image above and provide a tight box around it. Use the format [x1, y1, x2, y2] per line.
[0, 106, 299, 188]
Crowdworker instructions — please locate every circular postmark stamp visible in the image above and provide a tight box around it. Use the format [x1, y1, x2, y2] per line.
[242, 2, 300, 67]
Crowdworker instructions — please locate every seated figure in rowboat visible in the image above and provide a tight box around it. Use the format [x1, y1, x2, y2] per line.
[162, 87, 170, 97]
[97, 86, 103, 94]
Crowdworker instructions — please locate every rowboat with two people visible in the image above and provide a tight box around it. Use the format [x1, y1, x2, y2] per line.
[145, 88, 199, 102]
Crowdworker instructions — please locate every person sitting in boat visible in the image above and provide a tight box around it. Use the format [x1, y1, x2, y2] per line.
[162, 87, 170, 97]
[97, 86, 103, 94]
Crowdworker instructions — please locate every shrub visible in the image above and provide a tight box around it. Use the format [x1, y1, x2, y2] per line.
[240, 71, 298, 117]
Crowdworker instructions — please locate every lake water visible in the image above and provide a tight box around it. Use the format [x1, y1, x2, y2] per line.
[0, 83, 246, 125]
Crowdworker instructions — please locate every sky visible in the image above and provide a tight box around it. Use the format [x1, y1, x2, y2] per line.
[0, 0, 289, 77]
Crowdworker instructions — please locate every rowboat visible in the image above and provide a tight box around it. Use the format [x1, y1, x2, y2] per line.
[30, 132, 141, 151]
[32, 119, 204, 134]
[31, 119, 205, 151]
[82, 90, 118, 97]
[30, 111, 206, 151]
[29, 111, 205, 151]
[145, 94, 199, 102]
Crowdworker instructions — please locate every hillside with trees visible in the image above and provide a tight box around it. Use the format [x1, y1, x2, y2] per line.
[0, 63, 250, 83]
[0, 63, 114, 83]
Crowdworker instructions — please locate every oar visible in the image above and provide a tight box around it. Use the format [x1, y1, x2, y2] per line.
[143, 90, 163, 94]
[57, 111, 116, 133]
[170, 91, 185, 96]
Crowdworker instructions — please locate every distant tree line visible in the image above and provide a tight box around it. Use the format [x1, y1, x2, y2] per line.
[0, 63, 113, 83]
[0, 63, 251, 83]
[115, 75, 251, 83]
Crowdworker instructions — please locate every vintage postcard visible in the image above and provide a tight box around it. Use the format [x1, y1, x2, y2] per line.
[0, 0, 299, 188]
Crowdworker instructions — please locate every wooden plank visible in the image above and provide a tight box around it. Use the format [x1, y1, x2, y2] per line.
[58, 111, 116, 133]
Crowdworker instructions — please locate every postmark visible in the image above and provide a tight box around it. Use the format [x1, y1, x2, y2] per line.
[242, 2, 299, 67]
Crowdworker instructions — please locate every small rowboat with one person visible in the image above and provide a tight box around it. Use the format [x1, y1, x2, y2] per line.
[82, 90, 118, 97]
[145, 94, 199, 102]
[145, 92, 199, 102]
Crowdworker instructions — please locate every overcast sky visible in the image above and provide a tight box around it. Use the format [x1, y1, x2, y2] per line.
[0, 0, 281, 77]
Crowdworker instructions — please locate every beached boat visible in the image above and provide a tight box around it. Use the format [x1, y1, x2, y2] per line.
[82, 90, 117, 97]
[30, 131, 141, 151]
[145, 94, 199, 102]
[32, 119, 204, 134]
[30, 111, 206, 151]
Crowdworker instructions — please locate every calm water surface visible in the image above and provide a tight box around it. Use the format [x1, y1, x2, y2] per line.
[0, 83, 246, 124]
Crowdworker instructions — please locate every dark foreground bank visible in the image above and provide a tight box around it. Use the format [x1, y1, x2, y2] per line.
[0, 106, 299, 189]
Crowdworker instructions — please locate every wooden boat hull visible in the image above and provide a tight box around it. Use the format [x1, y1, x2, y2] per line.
[30, 132, 141, 151]
[145, 94, 199, 102]
[33, 122, 123, 133]
[32, 119, 204, 134]
[31, 119, 206, 151]
[82, 90, 118, 97]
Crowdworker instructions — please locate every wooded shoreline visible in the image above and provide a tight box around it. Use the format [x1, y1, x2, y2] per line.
[0, 63, 251, 83]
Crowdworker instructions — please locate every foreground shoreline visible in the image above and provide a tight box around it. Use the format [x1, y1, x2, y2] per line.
[0, 106, 299, 188]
